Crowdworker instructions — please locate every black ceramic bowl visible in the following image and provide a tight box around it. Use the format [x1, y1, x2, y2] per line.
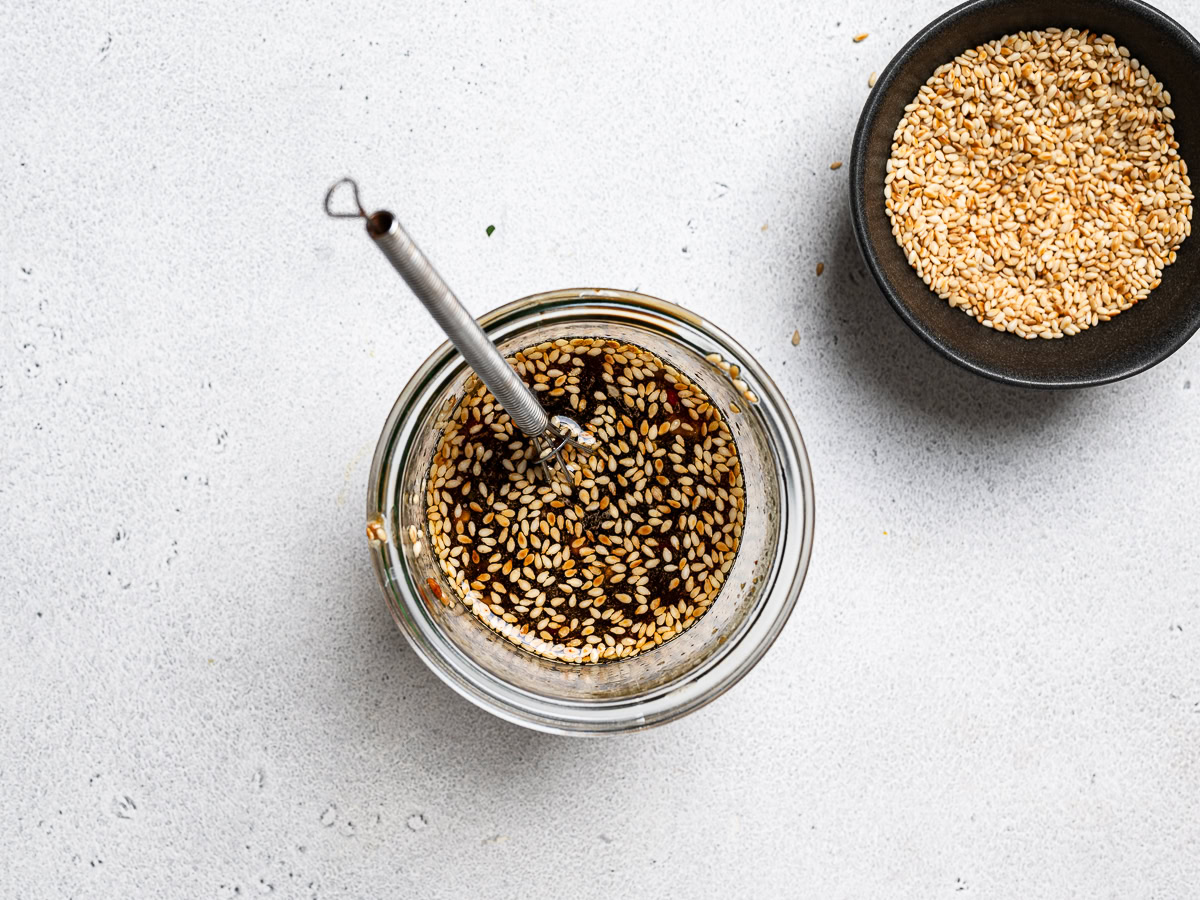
[850, 0, 1200, 388]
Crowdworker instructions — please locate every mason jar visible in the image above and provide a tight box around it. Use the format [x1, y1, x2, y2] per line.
[367, 288, 814, 734]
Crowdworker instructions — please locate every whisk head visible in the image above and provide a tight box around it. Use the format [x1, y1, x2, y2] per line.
[535, 415, 597, 483]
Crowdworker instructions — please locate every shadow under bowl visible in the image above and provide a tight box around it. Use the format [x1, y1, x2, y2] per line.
[850, 0, 1200, 388]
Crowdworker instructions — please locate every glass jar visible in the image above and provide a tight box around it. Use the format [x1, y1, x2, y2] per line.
[367, 288, 814, 734]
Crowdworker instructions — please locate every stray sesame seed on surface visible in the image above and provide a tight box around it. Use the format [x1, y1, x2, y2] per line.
[829, 161, 843, 170]
[885, 28, 1193, 339]
[791, 329, 801, 346]
[853, 33, 869, 43]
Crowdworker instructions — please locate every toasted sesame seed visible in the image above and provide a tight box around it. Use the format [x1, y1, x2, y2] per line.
[424, 337, 745, 665]
[366, 517, 387, 544]
[829, 161, 843, 170]
[885, 28, 1192, 339]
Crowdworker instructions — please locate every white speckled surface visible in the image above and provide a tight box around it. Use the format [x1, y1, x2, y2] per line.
[3, 0, 1200, 896]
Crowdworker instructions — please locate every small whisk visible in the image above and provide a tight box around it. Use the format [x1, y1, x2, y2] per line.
[325, 178, 596, 481]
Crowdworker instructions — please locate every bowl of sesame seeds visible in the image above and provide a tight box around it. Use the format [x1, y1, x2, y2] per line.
[366, 289, 814, 734]
[850, 0, 1200, 387]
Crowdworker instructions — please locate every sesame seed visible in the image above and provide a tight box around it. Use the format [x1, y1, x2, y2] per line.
[885, 28, 1192, 339]
[423, 338, 745, 665]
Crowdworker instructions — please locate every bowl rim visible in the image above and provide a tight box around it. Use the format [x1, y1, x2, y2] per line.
[849, 0, 1200, 388]
[367, 288, 816, 735]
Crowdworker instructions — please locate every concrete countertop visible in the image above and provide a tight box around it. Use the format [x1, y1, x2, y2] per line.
[3, 0, 1198, 896]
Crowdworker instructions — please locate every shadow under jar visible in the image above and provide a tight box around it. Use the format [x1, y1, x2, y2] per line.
[367, 289, 814, 735]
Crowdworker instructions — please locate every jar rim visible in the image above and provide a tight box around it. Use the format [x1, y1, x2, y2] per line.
[367, 288, 815, 734]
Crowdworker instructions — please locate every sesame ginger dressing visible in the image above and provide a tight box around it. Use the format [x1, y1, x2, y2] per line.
[425, 337, 746, 664]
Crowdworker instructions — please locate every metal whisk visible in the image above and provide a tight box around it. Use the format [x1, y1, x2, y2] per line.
[325, 178, 596, 481]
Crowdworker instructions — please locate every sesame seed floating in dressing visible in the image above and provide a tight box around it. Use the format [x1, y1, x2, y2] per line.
[424, 338, 746, 665]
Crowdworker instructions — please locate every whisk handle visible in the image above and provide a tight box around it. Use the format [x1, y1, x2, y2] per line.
[366, 211, 549, 438]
